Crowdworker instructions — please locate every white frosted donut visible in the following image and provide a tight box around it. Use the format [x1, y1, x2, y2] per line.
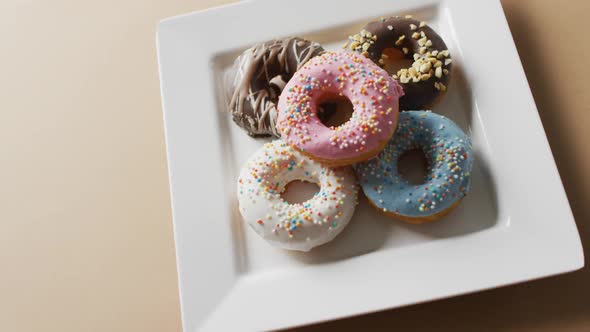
[237, 140, 358, 251]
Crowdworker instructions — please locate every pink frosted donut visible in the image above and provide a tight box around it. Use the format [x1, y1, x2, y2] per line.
[276, 51, 404, 166]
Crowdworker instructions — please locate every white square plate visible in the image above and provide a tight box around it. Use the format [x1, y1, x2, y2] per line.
[157, 0, 584, 331]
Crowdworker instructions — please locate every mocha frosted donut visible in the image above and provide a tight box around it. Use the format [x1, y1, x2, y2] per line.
[226, 37, 325, 137]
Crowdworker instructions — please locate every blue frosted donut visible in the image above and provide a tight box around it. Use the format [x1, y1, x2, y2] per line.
[355, 111, 473, 223]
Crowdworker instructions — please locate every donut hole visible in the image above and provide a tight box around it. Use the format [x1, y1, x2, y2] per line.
[381, 47, 414, 76]
[318, 94, 354, 128]
[397, 148, 429, 185]
[281, 180, 320, 204]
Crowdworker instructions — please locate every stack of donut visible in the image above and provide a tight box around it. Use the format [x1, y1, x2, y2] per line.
[228, 16, 473, 251]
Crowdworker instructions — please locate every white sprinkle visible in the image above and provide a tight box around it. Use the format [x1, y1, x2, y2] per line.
[387, 25, 393, 30]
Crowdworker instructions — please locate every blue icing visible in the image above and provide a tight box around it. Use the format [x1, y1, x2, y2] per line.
[355, 111, 473, 218]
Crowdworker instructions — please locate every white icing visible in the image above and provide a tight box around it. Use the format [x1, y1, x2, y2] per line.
[237, 140, 358, 251]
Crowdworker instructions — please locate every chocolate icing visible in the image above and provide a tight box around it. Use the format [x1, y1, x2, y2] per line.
[346, 17, 452, 110]
[227, 37, 325, 137]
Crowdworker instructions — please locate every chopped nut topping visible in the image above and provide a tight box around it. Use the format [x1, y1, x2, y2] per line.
[419, 21, 426, 28]
[402, 47, 409, 54]
[410, 24, 417, 30]
[425, 40, 433, 47]
[395, 35, 406, 46]
[346, 31, 376, 53]
[387, 25, 393, 30]
[445, 58, 453, 65]
[434, 82, 447, 91]
[443, 69, 449, 75]
[397, 51, 442, 83]
[432, 50, 439, 56]
[419, 62, 432, 73]
[435, 66, 443, 78]
[419, 47, 427, 54]
[412, 32, 420, 39]
[418, 37, 427, 46]
[420, 31, 426, 38]
[405, 14, 413, 18]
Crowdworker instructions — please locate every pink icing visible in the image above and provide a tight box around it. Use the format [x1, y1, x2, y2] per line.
[277, 51, 404, 162]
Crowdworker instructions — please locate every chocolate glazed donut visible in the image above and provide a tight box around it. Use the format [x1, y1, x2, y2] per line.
[345, 16, 452, 110]
[227, 37, 325, 137]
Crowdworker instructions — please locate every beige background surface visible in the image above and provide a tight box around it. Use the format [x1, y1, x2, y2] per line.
[1, 0, 588, 331]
